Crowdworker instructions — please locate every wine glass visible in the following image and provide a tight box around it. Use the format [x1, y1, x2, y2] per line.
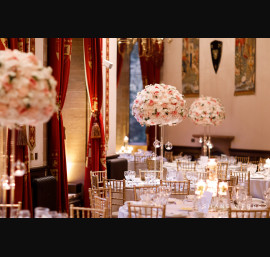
[124, 171, 130, 181]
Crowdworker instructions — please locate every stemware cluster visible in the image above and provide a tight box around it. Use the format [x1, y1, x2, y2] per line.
[124, 170, 136, 181]
[139, 186, 171, 206]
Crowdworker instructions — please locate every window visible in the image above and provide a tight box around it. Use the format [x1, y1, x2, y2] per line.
[128, 42, 146, 145]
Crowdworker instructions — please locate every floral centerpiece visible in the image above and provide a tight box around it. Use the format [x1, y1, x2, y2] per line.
[188, 96, 225, 126]
[0, 49, 57, 127]
[132, 83, 187, 126]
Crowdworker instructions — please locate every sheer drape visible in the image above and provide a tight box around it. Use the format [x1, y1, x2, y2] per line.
[47, 38, 72, 213]
[83, 38, 106, 207]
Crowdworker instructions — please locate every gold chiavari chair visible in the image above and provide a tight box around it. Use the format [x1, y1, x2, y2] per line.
[177, 161, 197, 180]
[235, 156, 250, 164]
[228, 207, 270, 218]
[0, 201, 22, 218]
[256, 157, 267, 172]
[104, 179, 126, 218]
[133, 184, 160, 201]
[127, 202, 166, 218]
[164, 152, 173, 162]
[195, 170, 209, 182]
[90, 170, 107, 188]
[89, 186, 112, 217]
[139, 169, 161, 181]
[160, 180, 190, 197]
[146, 158, 160, 170]
[217, 162, 229, 180]
[230, 170, 250, 196]
[134, 154, 147, 175]
[69, 204, 106, 218]
[259, 157, 267, 165]
[93, 196, 110, 218]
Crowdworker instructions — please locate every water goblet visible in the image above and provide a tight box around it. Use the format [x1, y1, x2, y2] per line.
[34, 207, 51, 218]
[18, 210, 31, 218]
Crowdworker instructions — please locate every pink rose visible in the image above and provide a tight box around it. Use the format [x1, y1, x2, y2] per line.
[29, 77, 37, 89]
[0, 103, 7, 114]
[162, 103, 168, 108]
[28, 54, 39, 65]
[43, 105, 54, 116]
[148, 100, 154, 106]
[18, 86, 30, 97]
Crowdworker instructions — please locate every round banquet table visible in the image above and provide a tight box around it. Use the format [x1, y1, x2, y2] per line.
[118, 198, 192, 218]
[118, 197, 267, 218]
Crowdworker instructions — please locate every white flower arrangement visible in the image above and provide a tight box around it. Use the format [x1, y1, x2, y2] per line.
[0, 49, 57, 127]
[132, 83, 187, 126]
[188, 96, 225, 126]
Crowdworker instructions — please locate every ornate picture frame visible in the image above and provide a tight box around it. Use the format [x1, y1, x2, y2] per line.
[182, 38, 199, 97]
[235, 38, 256, 96]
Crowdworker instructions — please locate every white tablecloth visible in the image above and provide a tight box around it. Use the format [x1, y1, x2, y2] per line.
[118, 197, 267, 218]
[118, 198, 192, 218]
[250, 177, 270, 200]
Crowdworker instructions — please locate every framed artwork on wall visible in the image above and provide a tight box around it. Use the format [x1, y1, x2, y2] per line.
[235, 38, 256, 96]
[182, 38, 199, 97]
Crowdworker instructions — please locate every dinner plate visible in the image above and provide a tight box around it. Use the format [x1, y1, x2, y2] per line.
[252, 198, 265, 204]
[251, 175, 265, 179]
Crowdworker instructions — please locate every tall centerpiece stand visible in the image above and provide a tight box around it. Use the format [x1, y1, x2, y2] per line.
[189, 96, 226, 213]
[132, 83, 187, 180]
[188, 96, 225, 158]
[0, 49, 57, 217]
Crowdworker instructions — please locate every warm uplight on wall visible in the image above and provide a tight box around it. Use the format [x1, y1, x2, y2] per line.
[67, 161, 72, 181]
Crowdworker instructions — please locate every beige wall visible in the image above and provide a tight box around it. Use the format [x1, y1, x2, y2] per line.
[162, 38, 270, 151]
[62, 38, 87, 184]
[63, 38, 117, 185]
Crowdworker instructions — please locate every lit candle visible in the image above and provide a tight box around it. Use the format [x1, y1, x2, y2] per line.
[124, 136, 129, 147]
[207, 158, 217, 181]
[195, 180, 206, 196]
[218, 181, 228, 196]
[206, 179, 218, 197]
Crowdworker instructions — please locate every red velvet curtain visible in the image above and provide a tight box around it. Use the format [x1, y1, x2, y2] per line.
[83, 38, 106, 207]
[0, 38, 33, 216]
[47, 38, 72, 213]
[139, 40, 164, 152]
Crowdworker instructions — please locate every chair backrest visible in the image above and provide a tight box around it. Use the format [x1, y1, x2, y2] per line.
[217, 162, 229, 180]
[104, 179, 126, 208]
[127, 202, 166, 218]
[0, 201, 22, 218]
[177, 161, 197, 172]
[139, 169, 161, 181]
[89, 186, 112, 217]
[230, 170, 250, 195]
[235, 156, 250, 164]
[69, 204, 106, 218]
[90, 170, 107, 188]
[228, 208, 270, 218]
[133, 185, 160, 201]
[259, 157, 266, 165]
[160, 180, 190, 195]
[146, 158, 160, 170]
[195, 170, 209, 181]
[93, 196, 110, 218]
[134, 155, 147, 174]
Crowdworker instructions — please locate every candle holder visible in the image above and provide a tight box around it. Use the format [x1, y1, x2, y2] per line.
[199, 125, 213, 157]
